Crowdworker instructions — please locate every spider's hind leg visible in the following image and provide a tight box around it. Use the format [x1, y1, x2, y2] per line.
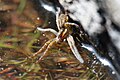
[32, 39, 53, 58]
[36, 39, 57, 63]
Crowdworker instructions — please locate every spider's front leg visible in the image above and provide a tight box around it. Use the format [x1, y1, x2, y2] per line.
[67, 35, 84, 63]
[63, 22, 84, 63]
[64, 22, 79, 28]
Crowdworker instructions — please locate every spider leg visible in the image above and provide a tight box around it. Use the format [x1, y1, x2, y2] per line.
[32, 39, 54, 58]
[64, 22, 79, 28]
[37, 27, 58, 36]
[56, 7, 61, 30]
[36, 38, 56, 63]
[67, 35, 84, 63]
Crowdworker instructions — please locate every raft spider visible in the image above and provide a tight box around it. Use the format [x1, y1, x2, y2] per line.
[32, 8, 84, 63]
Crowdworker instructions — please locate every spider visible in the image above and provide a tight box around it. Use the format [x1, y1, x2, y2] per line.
[32, 8, 84, 63]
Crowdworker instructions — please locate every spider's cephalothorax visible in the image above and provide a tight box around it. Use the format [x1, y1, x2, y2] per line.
[32, 8, 84, 63]
[56, 11, 75, 42]
[57, 13, 69, 28]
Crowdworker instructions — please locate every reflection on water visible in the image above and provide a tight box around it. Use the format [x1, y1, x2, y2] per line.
[39, 0, 56, 13]
[82, 43, 120, 79]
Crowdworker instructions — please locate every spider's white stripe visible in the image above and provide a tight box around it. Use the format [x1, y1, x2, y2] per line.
[37, 27, 58, 36]
[67, 35, 84, 63]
